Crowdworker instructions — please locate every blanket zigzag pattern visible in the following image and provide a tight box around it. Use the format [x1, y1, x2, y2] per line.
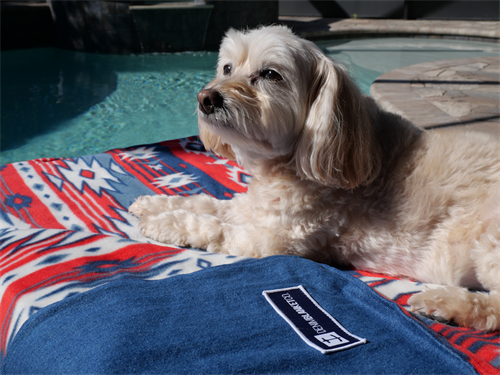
[1, 137, 499, 373]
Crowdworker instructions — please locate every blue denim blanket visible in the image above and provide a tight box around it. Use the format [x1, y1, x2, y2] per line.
[2, 255, 475, 374]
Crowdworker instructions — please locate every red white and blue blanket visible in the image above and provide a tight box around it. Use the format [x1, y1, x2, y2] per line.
[1, 137, 499, 373]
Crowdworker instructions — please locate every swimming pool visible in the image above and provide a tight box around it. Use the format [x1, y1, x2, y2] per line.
[1, 38, 499, 164]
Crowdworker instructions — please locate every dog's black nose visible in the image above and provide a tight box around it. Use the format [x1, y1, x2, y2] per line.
[197, 89, 224, 115]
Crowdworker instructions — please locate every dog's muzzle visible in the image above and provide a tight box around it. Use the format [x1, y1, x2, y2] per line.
[197, 89, 224, 115]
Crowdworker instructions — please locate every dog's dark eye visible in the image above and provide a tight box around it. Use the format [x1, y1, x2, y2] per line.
[260, 69, 282, 81]
[223, 64, 232, 76]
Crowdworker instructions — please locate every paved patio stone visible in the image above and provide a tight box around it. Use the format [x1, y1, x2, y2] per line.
[371, 56, 499, 137]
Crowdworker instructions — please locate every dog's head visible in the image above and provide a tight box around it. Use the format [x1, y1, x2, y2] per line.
[197, 26, 380, 189]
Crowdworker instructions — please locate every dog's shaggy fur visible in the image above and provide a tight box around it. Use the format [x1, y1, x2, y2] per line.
[130, 26, 500, 331]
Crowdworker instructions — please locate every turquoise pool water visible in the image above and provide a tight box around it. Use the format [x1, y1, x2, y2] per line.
[316, 37, 500, 96]
[1, 38, 499, 164]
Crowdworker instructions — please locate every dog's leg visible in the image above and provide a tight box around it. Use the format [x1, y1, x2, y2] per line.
[129, 194, 228, 218]
[137, 209, 225, 252]
[409, 216, 500, 331]
[473, 196, 500, 293]
[136, 209, 289, 257]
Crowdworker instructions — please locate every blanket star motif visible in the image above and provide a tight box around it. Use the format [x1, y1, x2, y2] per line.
[0, 136, 499, 373]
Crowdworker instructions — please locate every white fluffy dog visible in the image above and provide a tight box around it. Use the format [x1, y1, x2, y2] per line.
[130, 26, 500, 331]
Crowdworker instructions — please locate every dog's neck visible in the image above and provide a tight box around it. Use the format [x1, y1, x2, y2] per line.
[232, 146, 291, 179]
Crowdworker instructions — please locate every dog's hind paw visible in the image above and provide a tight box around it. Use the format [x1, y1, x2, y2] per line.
[408, 286, 500, 331]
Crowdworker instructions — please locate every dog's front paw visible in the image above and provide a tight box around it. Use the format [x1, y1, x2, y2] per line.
[129, 195, 158, 218]
[138, 212, 188, 246]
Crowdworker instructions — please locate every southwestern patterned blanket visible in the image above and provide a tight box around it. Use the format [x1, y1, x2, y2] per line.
[1, 137, 498, 373]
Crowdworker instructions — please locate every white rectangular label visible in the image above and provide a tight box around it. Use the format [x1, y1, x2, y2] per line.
[263, 285, 366, 354]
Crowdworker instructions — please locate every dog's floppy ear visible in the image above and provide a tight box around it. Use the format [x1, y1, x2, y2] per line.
[294, 56, 380, 189]
[199, 123, 236, 160]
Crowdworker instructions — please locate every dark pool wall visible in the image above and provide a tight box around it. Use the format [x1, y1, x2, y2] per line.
[132, 1, 279, 53]
[48, 0, 134, 54]
[280, 0, 499, 20]
[1, 1, 279, 54]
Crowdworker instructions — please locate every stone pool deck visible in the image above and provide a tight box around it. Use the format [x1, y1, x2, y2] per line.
[281, 18, 500, 138]
[371, 56, 499, 137]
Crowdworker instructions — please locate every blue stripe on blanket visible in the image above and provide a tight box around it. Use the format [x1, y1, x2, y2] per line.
[1, 255, 476, 374]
